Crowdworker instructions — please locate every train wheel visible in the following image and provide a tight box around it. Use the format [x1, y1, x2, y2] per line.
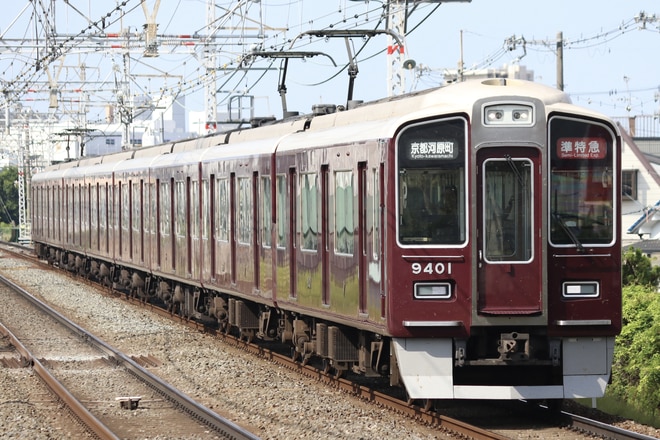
[322, 359, 333, 375]
[422, 399, 434, 411]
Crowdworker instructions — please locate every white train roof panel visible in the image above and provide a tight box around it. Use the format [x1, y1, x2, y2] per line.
[199, 138, 277, 163]
[148, 147, 210, 169]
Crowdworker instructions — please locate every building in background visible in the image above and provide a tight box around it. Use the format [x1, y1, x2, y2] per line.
[619, 116, 660, 247]
[442, 64, 535, 84]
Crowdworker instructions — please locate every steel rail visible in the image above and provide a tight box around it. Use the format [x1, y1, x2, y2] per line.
[563, 411, 660, 440]
[0, 272, 260, 440]
[0, 321, 119, 440]
[100, 293, 507, 440]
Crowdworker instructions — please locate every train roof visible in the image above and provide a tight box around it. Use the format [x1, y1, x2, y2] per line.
[148, 146, 210, 169]
[199, 137, 279, 163]
[112, 153, 169, 174]
[225, 79, 589, 152]
[132, 142, 174, 158]
[32, 79, 616, 181]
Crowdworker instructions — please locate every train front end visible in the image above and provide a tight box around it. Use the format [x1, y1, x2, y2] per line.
[387, 80, 621, 401]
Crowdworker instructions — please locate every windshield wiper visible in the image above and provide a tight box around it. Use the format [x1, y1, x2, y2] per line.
[504, 154, 525, 188]
[552, 213, 584, 253]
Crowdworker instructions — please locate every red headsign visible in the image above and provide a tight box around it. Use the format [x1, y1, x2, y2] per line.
[556, 137, 607, 159]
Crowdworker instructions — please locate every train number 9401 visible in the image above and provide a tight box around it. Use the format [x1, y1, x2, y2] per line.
[411, 262, 453, 275]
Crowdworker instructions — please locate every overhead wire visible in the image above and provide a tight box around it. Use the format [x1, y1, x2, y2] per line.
[1, 2, 658, 128]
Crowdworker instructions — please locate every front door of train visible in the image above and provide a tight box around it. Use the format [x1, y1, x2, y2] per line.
[476, 147, 543, 316]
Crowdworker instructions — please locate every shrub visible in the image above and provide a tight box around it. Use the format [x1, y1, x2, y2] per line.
[611, 284, 660, 418]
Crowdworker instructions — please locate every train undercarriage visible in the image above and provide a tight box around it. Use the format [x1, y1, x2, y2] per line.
[37, 245, 390, 381]
[36, 244, 609, 402]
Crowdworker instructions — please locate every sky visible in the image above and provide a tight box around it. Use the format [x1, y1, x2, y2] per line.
[1, 0, 659, 128]
[425, 0, 659, 117]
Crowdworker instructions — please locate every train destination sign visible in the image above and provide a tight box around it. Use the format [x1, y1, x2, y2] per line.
[556, 137, 607, 160]
[407, 140, 458, 160]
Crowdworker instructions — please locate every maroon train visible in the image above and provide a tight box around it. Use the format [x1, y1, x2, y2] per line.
[31, 79, 622, 402]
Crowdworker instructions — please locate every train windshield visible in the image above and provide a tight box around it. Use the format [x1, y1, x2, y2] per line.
[483, 157, 534, 262]
[549, 116, 616, 247]
[396, 117, 467, 246]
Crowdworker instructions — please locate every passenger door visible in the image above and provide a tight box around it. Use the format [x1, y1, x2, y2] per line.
[476, 147, 542, 316]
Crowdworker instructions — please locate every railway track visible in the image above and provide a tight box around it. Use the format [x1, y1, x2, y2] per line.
[1, 244, 657, 440]
[559, 410, 659, 440]
[70, 291, 660, 440]
[0, 271, 260, 440]
[96, 286, 660, 439]
[199, 328, 660, 440]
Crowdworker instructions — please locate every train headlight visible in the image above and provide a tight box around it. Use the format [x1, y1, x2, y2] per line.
[414, 282, 452, 299]
[562, 281, 599, 298]
[483, 104, 534, 126]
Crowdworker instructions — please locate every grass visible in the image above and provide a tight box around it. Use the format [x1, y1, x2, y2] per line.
[575, 395, 660, 428]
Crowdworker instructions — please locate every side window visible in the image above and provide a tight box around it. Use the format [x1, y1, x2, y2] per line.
[68, 184, 73, 242]
[56, 186, 61, 241]
[148, 182, 155, 234]
[262, 176, 272, 248]
[100, 183, 107, 229]
[201, 179, 209, 240]
[91, 184, 97, 230]
[175, 180, 186, 238]
[216, 177, 229, 241]
[276, 174, 287, 249]
[237, 177, 252, 244]
[335, 171, 354, 255]
[132, 181, 141, 233]
[191, 180, 200, 239]
[160, 180, 171, 237]
[372, 166, 381, 260]
[121, 182, 129, 232]
[301, 173, 319, 251]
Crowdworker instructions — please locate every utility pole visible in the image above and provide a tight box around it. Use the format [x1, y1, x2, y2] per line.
[556, 32, 564, 91]
[458, 29, 464, 82]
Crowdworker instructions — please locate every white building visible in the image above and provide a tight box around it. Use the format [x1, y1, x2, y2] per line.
[443, 64, 534, 84]
[622, 134, 660, 243]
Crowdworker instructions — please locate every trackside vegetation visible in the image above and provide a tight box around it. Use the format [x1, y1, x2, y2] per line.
[0, 166, 19, 242]
[605, 248, 660, 427]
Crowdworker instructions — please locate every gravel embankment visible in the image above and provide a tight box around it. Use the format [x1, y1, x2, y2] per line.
[0, 253, 448, 440]
[3, 252, 659, 439]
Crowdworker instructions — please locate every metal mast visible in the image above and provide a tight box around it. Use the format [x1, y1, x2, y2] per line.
[385, 1, 471, 96]
[18, 123, 30, 243]
[385, 1, 407, 97]
[205, 0, 217, 133]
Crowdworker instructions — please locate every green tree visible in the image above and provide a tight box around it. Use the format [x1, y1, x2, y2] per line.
[611, 284, 660, 418]
[622, 247, 660, 287]
[0, 166, 19, 225]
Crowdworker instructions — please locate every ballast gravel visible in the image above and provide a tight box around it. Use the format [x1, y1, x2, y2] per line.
[0, 253, 447, 440]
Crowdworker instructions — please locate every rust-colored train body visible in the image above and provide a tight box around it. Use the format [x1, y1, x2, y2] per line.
[32, 79, 622, 401]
